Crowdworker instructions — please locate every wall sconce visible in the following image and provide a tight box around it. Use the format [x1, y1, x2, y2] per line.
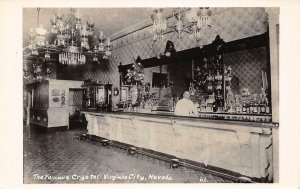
[33, 63, 43, 82]
[164, 40, 176, 57]
[46, 68, 51, 80]
[44, 48, 51, 59]
[113, 87, 119, 96]
[23, 65, 29, 78]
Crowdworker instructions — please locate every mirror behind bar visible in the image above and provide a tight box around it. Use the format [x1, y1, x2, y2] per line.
[117, 32, 271, 122]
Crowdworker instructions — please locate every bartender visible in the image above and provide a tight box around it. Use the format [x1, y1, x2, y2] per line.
[174, 91, 199, 117]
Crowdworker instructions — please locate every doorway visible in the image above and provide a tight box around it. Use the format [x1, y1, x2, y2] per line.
[68, 88, 85, 129]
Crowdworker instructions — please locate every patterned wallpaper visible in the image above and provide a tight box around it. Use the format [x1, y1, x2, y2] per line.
[69, 89, 83, 115]
[111, 8, 268, 64]
[78, 8, 269, 106]
[224, 47, 268, 95]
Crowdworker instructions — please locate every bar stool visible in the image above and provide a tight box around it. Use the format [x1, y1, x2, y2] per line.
[101, 139, 109, 146]
[128, 147, 136, 155]
[79, 133, 87, 140]
[170, 158, 180, 168]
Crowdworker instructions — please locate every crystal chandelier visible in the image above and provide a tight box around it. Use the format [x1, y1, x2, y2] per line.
[26, 8, 112, 65]
[93, 31, 112, 61]
[186, 8, 212, 44]
[23, 59, 52, 82]
[28, 25, 46, 56]
[151, 7, 212, 48]
[52, 9, 90, 65]
[151, 9, 167, 43]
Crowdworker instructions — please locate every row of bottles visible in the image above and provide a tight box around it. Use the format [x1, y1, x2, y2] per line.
[224, 86, 271, 115]
[241, 97, 270, 114]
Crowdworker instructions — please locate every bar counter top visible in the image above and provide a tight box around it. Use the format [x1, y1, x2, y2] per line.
[81, 109, 277, 128]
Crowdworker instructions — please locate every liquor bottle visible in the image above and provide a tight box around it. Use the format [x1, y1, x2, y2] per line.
[260, 99, 266, 114]
[128, 103, 132, 112]
[246, 101, 250, 114]
[235, 102, 240, 113]
[213, 102, 218, 112]
[219, 101, 224, 112]
[253, 98, 258, 114]
[249, 100, 254, 113]
[256, 101, 261, 114]
[240, 102, 244, 114]
[266, 98, 270, 114]
[242, 102, 247, 113]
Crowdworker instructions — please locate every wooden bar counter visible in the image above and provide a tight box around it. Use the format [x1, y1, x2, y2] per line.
[82, 110, 278, 182]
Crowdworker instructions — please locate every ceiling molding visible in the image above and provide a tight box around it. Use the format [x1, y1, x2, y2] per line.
[109, 19, 152, 41]
[110, 8, 190, 42]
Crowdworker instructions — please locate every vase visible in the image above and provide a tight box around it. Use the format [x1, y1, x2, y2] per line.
[130, 85, 139, 106]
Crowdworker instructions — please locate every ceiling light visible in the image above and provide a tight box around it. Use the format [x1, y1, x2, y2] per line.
[25, 8, 112, 66]
[151, 7, 212, 48]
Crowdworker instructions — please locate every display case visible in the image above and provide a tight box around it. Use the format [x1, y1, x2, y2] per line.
[81, 80, 112, 111]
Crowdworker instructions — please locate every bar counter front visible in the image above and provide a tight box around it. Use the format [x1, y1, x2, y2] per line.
[82, 109, 277, 182]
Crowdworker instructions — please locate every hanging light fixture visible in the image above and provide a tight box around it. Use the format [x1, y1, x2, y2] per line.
[23, 65, 30, 78]
[26, 8, 112, 65]
[172, 8, 186, 39]
[151, 9, 167, 46]
[44, 48, 51, 59]
[28, 28, 39, 56]
[22, 58, 50, 82]
[95, 31, 112, 60]
[53, 9, 89, 65]
[150, 7, 212, 48]
[46, 68, 51, 80]
[32, 63, 43, 82]
[189, 8, 212, 46]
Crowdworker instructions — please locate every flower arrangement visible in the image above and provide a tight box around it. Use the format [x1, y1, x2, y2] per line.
[126, 56, 144, 85]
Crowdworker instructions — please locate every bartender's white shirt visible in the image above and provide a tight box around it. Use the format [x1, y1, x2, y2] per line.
[174, 98, 199, 117]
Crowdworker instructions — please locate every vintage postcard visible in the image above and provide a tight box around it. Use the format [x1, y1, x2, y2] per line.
[0, 0, 300, 189]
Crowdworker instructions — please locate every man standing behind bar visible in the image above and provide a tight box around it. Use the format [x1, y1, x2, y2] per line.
[174, 91, 199, 117]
